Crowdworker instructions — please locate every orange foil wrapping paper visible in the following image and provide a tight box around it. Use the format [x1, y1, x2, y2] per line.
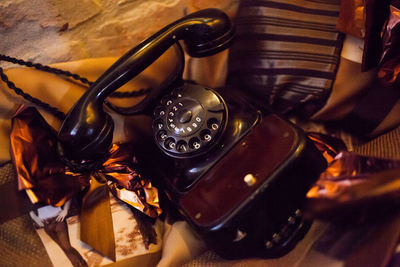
[10, 106, 162, 260]
[305, 133, 400, 222]
[336, 0, 366, 38]
[378, 4, 400, 86]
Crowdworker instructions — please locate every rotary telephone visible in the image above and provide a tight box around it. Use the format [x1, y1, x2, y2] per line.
[58, 9, 326, 259]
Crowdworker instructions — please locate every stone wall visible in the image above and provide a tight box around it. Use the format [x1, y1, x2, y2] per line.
[0, 0, 239, 64]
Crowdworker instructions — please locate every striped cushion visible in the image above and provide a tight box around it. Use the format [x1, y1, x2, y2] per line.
[227, 0, 343, 117]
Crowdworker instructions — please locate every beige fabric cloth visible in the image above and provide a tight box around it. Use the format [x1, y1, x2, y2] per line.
[2, 39, 400, 267]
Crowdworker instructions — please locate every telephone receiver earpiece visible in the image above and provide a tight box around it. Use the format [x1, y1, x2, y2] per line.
[57, 8, 234, 168]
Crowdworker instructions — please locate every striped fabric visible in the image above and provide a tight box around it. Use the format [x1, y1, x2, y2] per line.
[227, 0, 343, 117]
[353, 125, 400, 160]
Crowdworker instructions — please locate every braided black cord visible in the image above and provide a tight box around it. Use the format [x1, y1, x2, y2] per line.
[111, 87, 151, 98]
[0, 66, 66, 120]
[0, 54, 150, 99]
[0, 54, 93, 86]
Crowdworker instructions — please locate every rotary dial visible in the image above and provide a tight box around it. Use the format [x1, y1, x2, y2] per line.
[152, 84, 227, 158]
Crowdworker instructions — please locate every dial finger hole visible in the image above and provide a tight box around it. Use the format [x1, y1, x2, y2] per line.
[157, 130, 168, 141]
[176, 140, 188, 153]
[153, 120, 164, 131]
[164, 137, 176, 150]
[189, 137, 201, 150]
[154, 107, 166, 118]
[201, 129, 212, 142]
[207, 118, 220, 131]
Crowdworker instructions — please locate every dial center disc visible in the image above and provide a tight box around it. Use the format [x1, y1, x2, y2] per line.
[178, 109, 192, 123]
[166, 98, 205, 137]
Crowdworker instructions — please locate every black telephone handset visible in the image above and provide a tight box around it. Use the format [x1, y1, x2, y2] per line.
[58, 8, 234, 167]
[58, 9, 326, 259]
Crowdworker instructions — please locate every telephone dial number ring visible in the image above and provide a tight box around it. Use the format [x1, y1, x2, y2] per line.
[153, 85, 226, 157]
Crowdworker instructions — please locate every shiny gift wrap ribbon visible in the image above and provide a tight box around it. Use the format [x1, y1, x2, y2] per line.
[336, 0, 366, 39]
[10, 106, 162, 260]
[305, 133, 400, 267]
[305, 133, 400, 223]
[379, 4, 400, 86]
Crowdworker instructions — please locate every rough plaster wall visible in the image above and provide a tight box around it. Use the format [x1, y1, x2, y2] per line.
[0, 0, 239, 64]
